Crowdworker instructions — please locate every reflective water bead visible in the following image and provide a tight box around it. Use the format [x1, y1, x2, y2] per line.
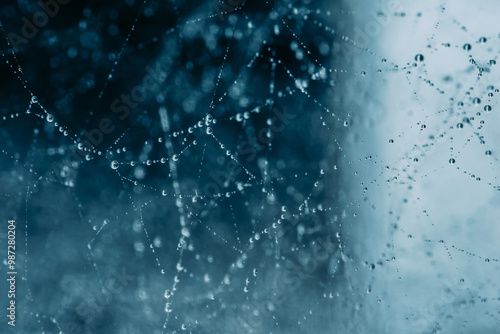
[415, 54, 424, 62]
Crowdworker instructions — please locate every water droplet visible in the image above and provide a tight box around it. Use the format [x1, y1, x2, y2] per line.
[165, 303, 172, 313]
[485, 150, 492, 156]
[449, 158, 456, 165]
[111, 160, 119, 169]
[31, 96, 38, 103]
[415, 54, 424, 62]
[463, 43, 471, 51]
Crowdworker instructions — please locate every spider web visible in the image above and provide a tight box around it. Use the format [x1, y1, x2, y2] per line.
[0, 0, 499, 333]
